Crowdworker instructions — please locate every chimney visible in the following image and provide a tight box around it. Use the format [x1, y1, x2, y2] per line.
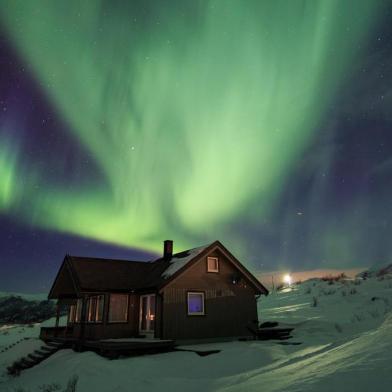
[163, 240, 173, 260]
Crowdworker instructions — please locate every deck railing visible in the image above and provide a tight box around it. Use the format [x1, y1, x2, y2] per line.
[40, 326, 74, 340]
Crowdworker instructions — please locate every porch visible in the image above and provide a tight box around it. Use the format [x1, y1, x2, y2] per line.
[84, 338, 175, 358]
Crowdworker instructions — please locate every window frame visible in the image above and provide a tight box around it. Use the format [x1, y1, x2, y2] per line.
[75, 298, 83, 323]
[207, 256, 219, 273]
[87, 295, 104, 323]
[187, 291, 205, 316]
[139, 294, 156, 333]
[68, 304, 76, 324]
[108, 293, 129, 323]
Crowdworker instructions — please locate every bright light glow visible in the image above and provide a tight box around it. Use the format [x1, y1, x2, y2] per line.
[283, 274, 292, 286]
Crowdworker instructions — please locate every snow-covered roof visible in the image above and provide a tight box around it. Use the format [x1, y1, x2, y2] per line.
[161, 243, 213, 279]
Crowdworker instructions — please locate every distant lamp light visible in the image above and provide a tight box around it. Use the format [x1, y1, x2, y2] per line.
[283, 274, 292, 286]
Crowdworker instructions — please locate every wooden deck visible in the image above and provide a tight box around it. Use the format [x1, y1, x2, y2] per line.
[84, 338, 176, 358]
[40, 335, 176, 359]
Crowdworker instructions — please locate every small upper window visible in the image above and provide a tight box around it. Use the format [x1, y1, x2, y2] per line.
[207, 256, 219, 272]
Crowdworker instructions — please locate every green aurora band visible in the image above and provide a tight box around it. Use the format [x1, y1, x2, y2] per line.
[0, 1, 385, 256]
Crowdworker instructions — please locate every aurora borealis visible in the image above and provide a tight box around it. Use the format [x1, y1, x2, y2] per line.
[1, 1, 392, 292]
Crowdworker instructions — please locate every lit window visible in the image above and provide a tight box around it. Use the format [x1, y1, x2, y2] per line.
[108, 294, 129, 322]
[96, 296, 104, 322]
[87, 295, 104, 323]
[75, 298, 82, 323]
[207, 257, 219, 272]
[68, 304, 76, 323]
[187, 292, 205, 315]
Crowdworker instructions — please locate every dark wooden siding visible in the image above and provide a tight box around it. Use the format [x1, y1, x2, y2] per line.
[162, 249, 258, 340]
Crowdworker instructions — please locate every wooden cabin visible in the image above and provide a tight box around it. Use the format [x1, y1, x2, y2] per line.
[41, 240, 268, 344]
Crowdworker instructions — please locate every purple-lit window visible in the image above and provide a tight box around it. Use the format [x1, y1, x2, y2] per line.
[187, 292, 205, 315]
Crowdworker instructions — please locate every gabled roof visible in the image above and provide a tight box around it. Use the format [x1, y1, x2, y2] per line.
[156, 241, 268, 295]
[67, 256, 153, 291]
[48, 241, 268, 299]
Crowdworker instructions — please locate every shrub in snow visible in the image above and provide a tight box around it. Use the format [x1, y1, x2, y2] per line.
[38, 383, 61, 391]
[64, 375, 78, 392]
[312, 296, 318, 307]
[349, 288, 357, 295]
[368, 310, 380, 319]
[11, 376, 78, 392]
[321, 273, 347, 284]
[351, 313, 364, 322]
[334, 323, 343, 333]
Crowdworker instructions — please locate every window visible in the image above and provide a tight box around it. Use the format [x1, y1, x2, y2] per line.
[68, 304, 76, 323]
[207, 256, 219, 272]
[108, 294, 129, 322]
[187, 292, 205, 315]
[75, 298, 83, 323]
[139, 294, 156, 332]
[87, 295, 104, 323]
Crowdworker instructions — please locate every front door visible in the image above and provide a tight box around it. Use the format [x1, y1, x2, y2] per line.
[139, 294, 156, 337]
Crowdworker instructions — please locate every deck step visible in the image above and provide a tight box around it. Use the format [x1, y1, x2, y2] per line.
[27, 353, 44, 361]
[40, 345, 57, 352]
[45, 341, 65, 348]
[19, 358, 36, 368]
[7, 342, 65, 376]
[34, 349, 50, 356]
[248, 324, 295, 341]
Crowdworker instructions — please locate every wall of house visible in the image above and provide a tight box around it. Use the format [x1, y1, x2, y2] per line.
[161, 249, 259, 341]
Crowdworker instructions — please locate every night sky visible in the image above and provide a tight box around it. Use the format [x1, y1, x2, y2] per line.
[0, 1, 391, 293]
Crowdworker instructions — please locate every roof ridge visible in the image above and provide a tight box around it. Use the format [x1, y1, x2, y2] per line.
[151, 241, 216, 262]
[68, 255, 149, 264]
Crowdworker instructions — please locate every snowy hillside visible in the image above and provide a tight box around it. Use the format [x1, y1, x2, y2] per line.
[0, 293, 48, 302]
[0, 295, 57, 324]
[1, 272, 391, 392]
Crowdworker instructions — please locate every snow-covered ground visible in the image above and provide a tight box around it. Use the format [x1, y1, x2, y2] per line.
[1, 273, 391, 391]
